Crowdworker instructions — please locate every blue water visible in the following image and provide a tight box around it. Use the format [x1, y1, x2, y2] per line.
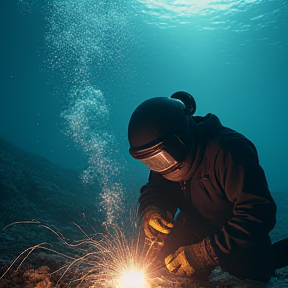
[0, 0, 288, 285]
[1, 0, 287, 192]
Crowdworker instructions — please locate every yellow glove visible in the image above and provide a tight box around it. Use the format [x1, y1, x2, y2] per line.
[143, 210, 174, 239]
[165, 247, 195, 276]
[165, 237, 218, 277]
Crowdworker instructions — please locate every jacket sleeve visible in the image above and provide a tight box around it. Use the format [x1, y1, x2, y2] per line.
[138, 171, 181, 218]
[211, 137, 277, 264]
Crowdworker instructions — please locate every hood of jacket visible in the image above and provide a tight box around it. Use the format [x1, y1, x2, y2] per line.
[162, 113, 224, 182]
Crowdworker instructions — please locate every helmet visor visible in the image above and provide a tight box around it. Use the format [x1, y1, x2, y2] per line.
[140, 150, 178, 173]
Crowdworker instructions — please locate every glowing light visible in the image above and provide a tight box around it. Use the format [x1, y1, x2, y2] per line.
[134, 0, 263, 27]
[2, 219, 196, 287]
[136, 0, 261, 16]
[118, 269, 147, 288]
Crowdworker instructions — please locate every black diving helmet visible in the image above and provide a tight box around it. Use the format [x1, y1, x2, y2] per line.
[128, 92, 196, 174]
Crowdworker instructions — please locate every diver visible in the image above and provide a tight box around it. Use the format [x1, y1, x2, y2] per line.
[128, 91, 288, 282]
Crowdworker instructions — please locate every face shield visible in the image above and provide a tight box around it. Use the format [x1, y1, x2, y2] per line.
[140, 150, 178, 173]
[129, 135, 188, 174]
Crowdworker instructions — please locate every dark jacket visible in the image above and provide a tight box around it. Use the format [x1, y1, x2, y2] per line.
[139, 114, 277, 279]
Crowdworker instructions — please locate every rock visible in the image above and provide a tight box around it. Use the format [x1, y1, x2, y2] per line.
[0, 137, 105, 260]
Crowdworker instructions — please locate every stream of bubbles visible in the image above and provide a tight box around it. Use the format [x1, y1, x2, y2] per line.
[45, 0, 131, 224]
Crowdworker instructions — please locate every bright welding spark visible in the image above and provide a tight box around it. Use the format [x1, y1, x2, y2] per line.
[2, 213, 164, 287]
[118, 269, 147, 288]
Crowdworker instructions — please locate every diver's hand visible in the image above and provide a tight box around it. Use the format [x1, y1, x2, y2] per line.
[164, 237, 218, 277]
[143, 209, 174, 239]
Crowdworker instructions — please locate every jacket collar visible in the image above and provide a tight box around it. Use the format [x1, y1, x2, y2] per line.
[181, 113, 223, 180]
